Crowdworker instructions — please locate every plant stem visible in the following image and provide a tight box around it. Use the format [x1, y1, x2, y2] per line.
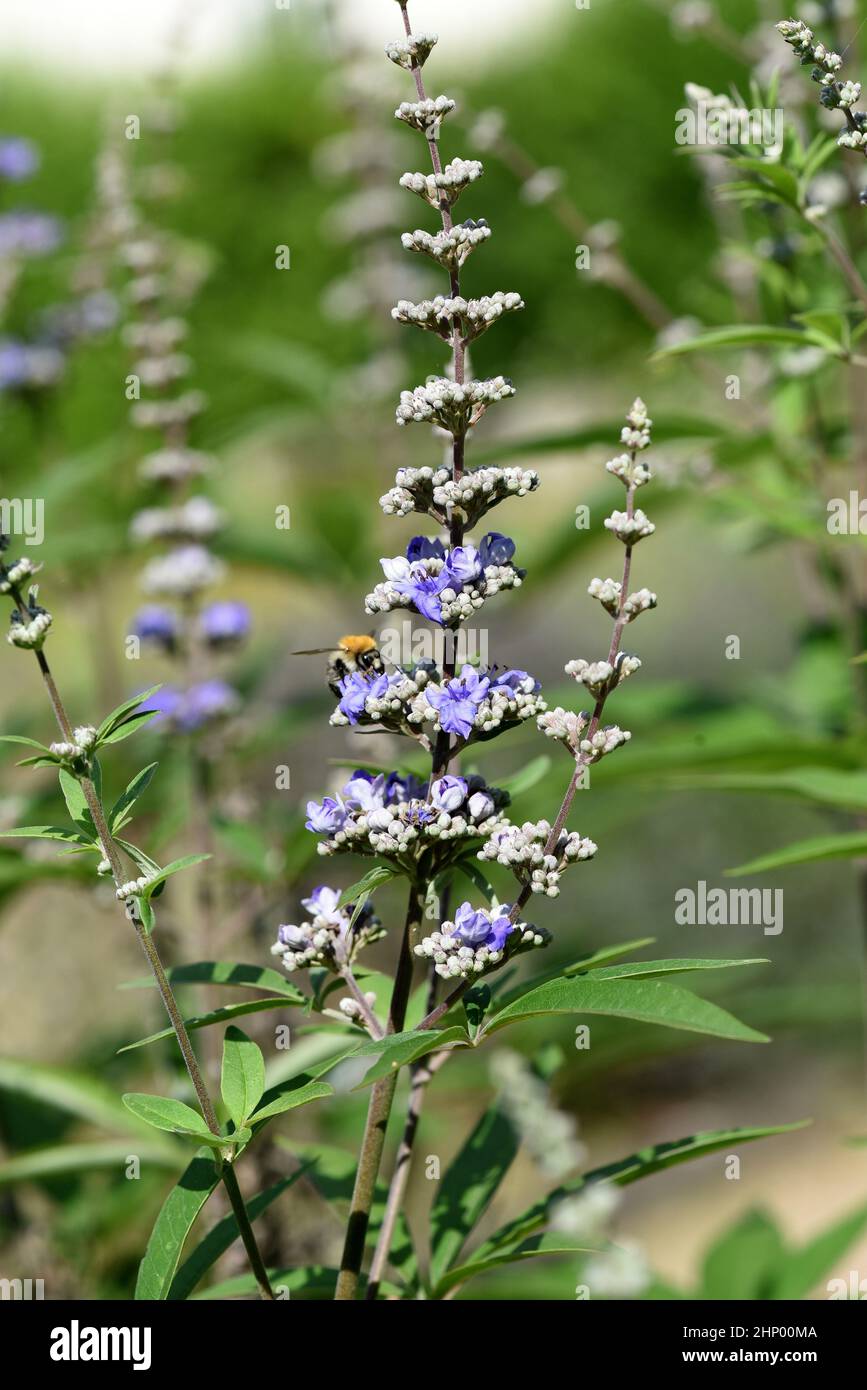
[15, 606, 275, 1301]
[339, 964, 385, 1039]
[334, 882, 422, 1300]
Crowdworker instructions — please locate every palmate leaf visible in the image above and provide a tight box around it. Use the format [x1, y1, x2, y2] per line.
[428, 1104, 520, 1290]
[468, 1122, 810, 1272]
[727, 831, 867, 876]
[168, 1170, 309, 1300]
[135, 1148, 220, 1300]
[220, 1027, 265, 1129]
[482, 974, 769, 1044]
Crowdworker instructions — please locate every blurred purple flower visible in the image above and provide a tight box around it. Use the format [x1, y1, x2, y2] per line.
[132, 605, 179, 650]
[0, 210, 63, 258]
[178, 679, 240, 730]
[0, 138, 39, 181]
[200, 600, 251, 646]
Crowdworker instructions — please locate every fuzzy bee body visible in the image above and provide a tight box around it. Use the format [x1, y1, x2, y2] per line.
[293, 634, 384, 697]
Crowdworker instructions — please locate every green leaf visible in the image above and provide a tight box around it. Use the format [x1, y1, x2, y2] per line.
[484, 975, 769, 1044]
[681, 766, 867, 812]
[473, 1122, 810, 1263]
[351, 1026, 470, 1088]
[0, 1140, 181, 1187]
[220, 1027, 265, 1129]
[118, 997, 297, 1053]
[499, 755, 552, 797]
[121, 959, 306, 1003]
[99, 709, 161, 744]
[0, 735, 51, 752]
[122, 1093, 227, 1147]
[248, 1077, 332, 1126]
[654, 324, 836, 360]
[58, 769, 96, 838]
[169, 1170, 308, 1300]
[433, 1231, 608, 1297]
[336, 864, 398, 908]
[727, 832, 867, 876]
[772, 1203, 867, 1300]
[0, 1058, 176, 1140]
[700, 1209, 785, 1299]
[135, 1149, 220, 1300]
[96, 686, 161, 741]
[191, 1265, 350, 1301]
[109, 763, 159, 833]
[429, 1104, 520, 1289]
[586, 957, 769, 982]
[453, 857, 495, 902]
[0, 825, 98, 847]
[140, 853, 211, 900]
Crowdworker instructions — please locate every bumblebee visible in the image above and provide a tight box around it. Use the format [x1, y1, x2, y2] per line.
[293, 634, 384, 697]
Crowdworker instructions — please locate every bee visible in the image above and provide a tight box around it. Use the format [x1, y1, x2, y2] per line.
[292, 634, 384, 697]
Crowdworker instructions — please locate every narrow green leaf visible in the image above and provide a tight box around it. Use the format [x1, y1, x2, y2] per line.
[100, 709, 161, 744]
[0, 1058, 176, 1140]
[96, 685, 161, 740]
[336, 864, 398, 908]
[485, 975, 769, 1043]
[122, 1093, 217, 1143]
[169, 1170, 308, 1300]
[499, 755, 552, 797]
[58, 769, 95, 837]
[140, 853, 211, 900]
[135, 1149, 220, 1300]
[220, 1027, 266, 1128]
[118, 997, 296, 1053]
[0, 735, 51, 751]
[772, 1203, 867, 1299]
[0, 825, 97, 846]
[248, 1078, 332, 1126]
[700, 1209, 785, 1299]
[473, 1121, 810, 1262]
[429, 1104, 520, 1288]
[351, 1026, 470, 1089]
[586, 957, 769, 982]
[121, 959, 305, 1003]
[109, 762, 159, 833]
[654, 324, 834, 359]
[0, 1140, 180, 1187]
[433, 1232, 608, 1297]
[727, 832, 867, 876]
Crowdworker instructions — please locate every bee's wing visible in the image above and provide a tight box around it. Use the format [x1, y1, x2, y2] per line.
[292, 647, 335, 656]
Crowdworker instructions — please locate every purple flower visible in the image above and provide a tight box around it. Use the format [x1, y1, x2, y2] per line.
[179, 680, 240, 730]
[200, 600, 251, 646]
[278, 923, 307, 947]
[441, 545, 481, 589]
[338, 670, 391, 724]
[342, 770, 386, 811]
[301, 885, 344, 924]
[132, 605, 178, 650]
[478, 532, 516, 567]
[468, 790, 495, 821]
[0, 211, 63, 258]
[424, 665, 491, 738]
[0, 339, 64, 391]
[406, 535, 446, 563]
[388, 559, 451, 624]
[0, 138, 39, 181]
[430, 774, 468, 812]
[385, 771, 428, 803]
[451, 901, 515, 951]
[305, 797, 347, 834]
[491, 667, 539, 692]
